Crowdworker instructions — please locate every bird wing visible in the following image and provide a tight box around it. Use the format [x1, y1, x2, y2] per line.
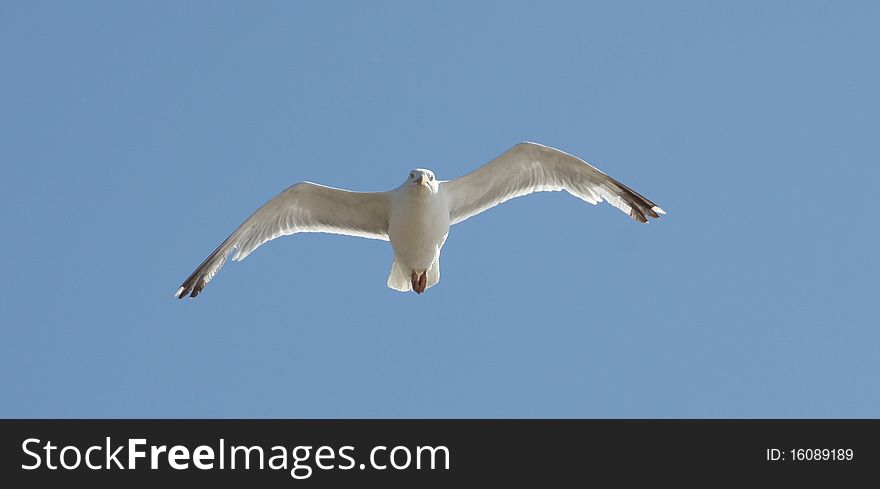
[174, 182, 390, 299]
[441, 142, 665, 225]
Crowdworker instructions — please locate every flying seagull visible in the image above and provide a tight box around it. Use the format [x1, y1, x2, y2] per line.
[174, 142, 665, 298]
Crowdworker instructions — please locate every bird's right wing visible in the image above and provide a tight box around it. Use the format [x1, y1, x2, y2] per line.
[174, 182, 390, 299]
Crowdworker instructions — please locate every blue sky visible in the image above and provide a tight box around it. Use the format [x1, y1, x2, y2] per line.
[2, 1, 878, 418]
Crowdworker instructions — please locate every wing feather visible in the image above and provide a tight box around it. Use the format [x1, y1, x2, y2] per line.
[442, 142, 665, 225]
[174, 182, 390, 299]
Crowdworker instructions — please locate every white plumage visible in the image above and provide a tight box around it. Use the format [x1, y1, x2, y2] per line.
[174, 142, 665, 298]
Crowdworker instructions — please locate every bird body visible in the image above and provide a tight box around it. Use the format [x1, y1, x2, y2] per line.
[386, 171, 450, 292]
[174, 142, 665, 299]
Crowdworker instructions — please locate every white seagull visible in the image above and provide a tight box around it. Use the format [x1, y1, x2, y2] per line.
[174, 142, 665, 298]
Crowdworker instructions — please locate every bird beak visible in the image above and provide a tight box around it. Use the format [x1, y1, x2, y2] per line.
[417, 174, 427, 186]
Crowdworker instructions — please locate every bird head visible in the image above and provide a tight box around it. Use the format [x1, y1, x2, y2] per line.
[406, 169, 438, 193]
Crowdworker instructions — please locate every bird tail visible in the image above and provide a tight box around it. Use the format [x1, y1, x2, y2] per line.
[424, 259, 440, 290]
[386, 258, 441, 292]
[387, 259, 412, 292]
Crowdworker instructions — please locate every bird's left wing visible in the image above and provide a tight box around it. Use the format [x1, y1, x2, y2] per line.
[174, 182, 390, 299]
[442, 142, 665, 225]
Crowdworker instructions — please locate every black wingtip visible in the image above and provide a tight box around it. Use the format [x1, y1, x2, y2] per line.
[631, 209, 649, 223]
[174, 274, 206, 300]
[193, 276, 207, 297]
[617, 182, 664, 224]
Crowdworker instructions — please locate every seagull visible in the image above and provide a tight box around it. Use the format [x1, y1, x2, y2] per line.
[174, 142, 665, 298]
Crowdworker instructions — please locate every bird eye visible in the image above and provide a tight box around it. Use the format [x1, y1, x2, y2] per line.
[429, 175, 434, 180]
[410, 172, 415, 179]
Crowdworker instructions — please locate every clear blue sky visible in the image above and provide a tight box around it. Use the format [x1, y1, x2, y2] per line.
[2, 1, 878, 418]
